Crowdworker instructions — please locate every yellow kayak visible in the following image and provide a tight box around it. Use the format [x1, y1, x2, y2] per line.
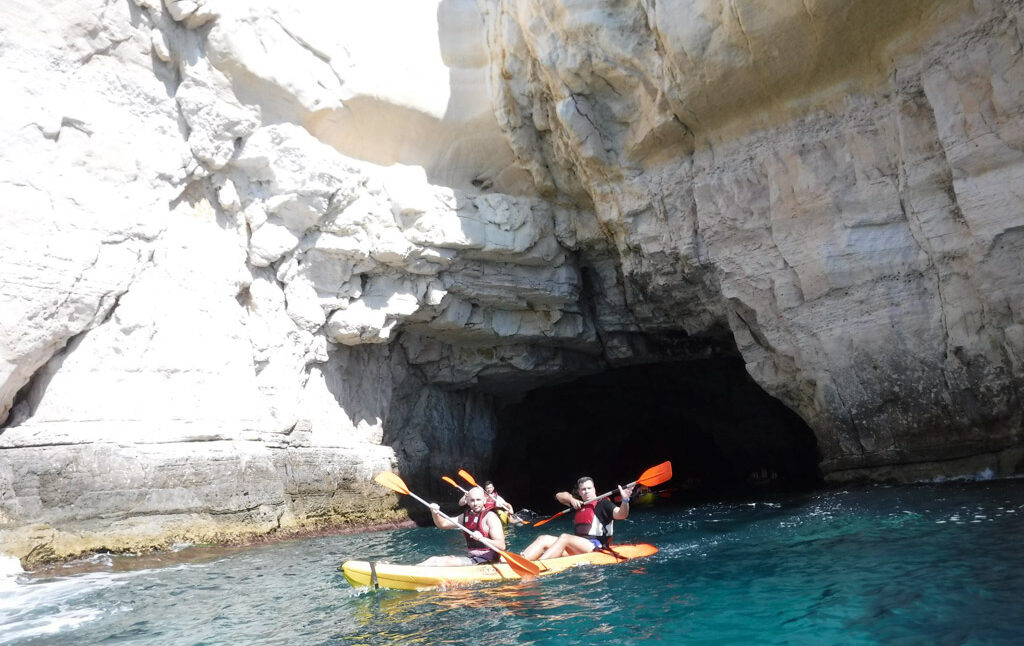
[632, 492, 657, 507]
[341, 543, 658, 591]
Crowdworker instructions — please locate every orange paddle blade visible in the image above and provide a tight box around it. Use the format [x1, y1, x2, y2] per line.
[637, 461, 672, 487]
[502, 550, 540, 577]
[374, 471, 410, 495]
[457, 469, 478, 487]
[531, 514, 559, 528]
[441, 476, 461, 489]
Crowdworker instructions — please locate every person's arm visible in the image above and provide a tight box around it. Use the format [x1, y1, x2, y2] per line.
[429, 503, 458, 529]
[612, 484, 635, 520]
[555, 490, 582, 509]
[458, 493, 469, 506]
[496, 495, 514, 514]
[482, 512, 506, 551]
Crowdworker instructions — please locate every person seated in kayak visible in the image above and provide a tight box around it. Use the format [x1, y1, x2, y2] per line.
[419, 486, 506, 566]
[484, 480, 515, 516]
[485, 480, 521, 525]
[459, 480, 514, 515]
[462, 481, 516, 524]
[520, 476, 635, 561]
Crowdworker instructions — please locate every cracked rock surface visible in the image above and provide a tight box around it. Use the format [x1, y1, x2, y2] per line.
[1, 0, 1023, 564]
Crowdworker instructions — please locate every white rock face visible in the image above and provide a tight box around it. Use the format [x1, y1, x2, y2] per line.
[0, 0, 588, 562]
[1, 0, 1023, 562]
[0, 0, 180, 429]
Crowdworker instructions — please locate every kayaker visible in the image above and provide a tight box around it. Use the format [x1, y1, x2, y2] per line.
[459, 480, 514, 515]
[520, 476, 635, 560]
[419, 486, 506, 566]
[483, 481, 514, 516]
[459, 479, 518, 525]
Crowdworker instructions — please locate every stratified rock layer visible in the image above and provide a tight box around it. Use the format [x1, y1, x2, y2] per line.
[478, 0, 1024, 478]
[1, 0, 1023, 564]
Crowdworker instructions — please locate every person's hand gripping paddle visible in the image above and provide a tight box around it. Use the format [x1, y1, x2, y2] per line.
[455, 469, 531, 525]
[532, 461, 673, 528]
[373, 472, 540, 577]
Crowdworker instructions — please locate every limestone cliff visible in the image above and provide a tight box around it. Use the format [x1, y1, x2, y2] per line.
[1, 0, 1022, 564]
[478, 0, 1024, 478]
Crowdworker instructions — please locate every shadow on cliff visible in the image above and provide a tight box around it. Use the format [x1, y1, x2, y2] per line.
[490, 356, 822, 510]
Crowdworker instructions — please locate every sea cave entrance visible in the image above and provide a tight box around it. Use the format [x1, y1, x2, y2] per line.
[489, 356, 821, 508]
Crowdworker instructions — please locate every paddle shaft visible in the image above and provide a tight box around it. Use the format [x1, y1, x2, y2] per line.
[536, 479, 638, 526]
[455, 471, 526, 523]
[485, 498, 529, 526]
[408, 490, 508, 556]
[483, 492, 520, 519]
[446, 478, 507, 511]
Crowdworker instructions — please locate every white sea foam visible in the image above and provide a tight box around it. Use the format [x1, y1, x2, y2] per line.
[0, 556, 21, 579]
[0, 560, 123, 645]
[0, 555, 26, 612]
[930, 467, 999, 484]
[0, 607, 103, 644]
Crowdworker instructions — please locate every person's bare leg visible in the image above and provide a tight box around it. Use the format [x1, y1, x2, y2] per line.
[536, 534, 571, 560]
[520, 534, 557, 560]
[539, 534, 597, 560]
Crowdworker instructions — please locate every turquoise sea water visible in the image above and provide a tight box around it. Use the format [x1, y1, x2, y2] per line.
[2, 479, 1023, 645]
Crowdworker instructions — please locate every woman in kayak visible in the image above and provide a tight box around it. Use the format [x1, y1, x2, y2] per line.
[419, 486, 506, 566]
[520, 476, 635, 561]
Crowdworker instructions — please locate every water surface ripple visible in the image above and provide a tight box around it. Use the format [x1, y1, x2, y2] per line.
[2, 480, 1023, 645]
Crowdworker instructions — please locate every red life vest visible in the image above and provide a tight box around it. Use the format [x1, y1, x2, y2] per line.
[462, 508, 499, 553]
[483, 489, 507, 512]
[574, 499, 613, 539]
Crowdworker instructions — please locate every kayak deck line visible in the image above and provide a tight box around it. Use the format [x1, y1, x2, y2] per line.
[340, 543, 658, 591]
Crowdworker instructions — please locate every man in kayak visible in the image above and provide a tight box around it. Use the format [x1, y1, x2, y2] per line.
[483, 481, 514, 516]
[461, 480, 516, 523]
[520, 476, 634, 560]
[419, 486, 506, 566]
[458, 480, 513, 515]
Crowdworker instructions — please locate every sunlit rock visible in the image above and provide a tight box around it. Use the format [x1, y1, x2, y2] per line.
[2, 0, 1024, 566]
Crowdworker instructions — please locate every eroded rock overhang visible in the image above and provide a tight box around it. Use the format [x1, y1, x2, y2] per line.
[2, 0, 1023, 564]
[470, 0, 1024, 482]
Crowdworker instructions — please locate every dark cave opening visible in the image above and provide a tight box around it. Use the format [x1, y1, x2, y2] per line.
[489, 357, 822, 511]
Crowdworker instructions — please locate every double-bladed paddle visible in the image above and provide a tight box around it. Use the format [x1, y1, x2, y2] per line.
[455, 469, 531, 525]
[441, 475, 468, 493]
[532, 461, 673, 528]
[373, 471, 540, 577]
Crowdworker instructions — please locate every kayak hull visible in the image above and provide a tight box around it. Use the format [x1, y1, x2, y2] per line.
[633, 492, 657, 507]
[341, 543, 658, 591]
